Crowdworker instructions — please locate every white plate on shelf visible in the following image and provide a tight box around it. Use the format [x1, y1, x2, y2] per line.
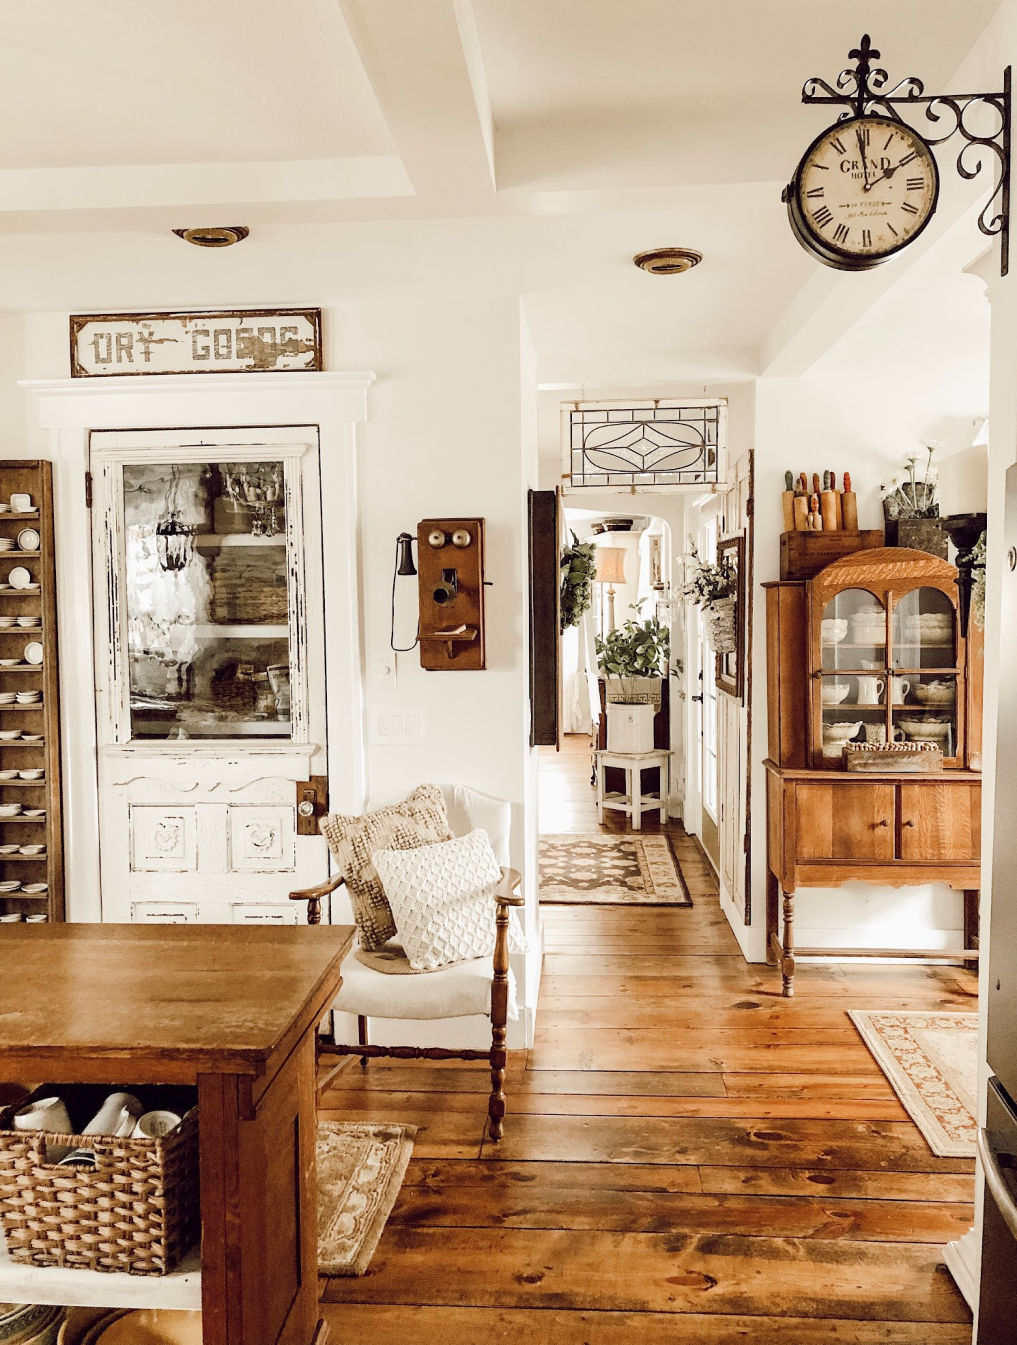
[0, 769, 19, 780]
[23, 642, 42, 665]
[0, 843, 19, 854]
[0, 659, 21, 668]
[16, 615, 40, 627]
[16, 528, 39, 552]
[23, 882, 48, 893]
[20, 734, 42, 743]
[8, 567, 31, 590]
[18, 768, 44, 780]
[9, 495, 31, 513]
[23, 808, 45, 817]
[0, 804, 22, 817]
[0, 880, 22, 891]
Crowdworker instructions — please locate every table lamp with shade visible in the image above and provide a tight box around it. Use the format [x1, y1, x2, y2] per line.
[595, 546, 627, 633]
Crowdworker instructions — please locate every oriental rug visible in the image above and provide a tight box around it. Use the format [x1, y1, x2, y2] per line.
[317, 1120, 417, 1275]
[848, 1009, 977, 1157]
[539, 833, 692, 906]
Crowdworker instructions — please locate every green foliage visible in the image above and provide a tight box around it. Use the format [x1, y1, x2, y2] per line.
[559, 531, 598, 634]
[971, 530, 987, 629]
[682, 542, 736, 607]
[595, 613, 672, 684]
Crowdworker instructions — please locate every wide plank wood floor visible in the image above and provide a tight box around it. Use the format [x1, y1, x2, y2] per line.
[319, 736, 976, 1342]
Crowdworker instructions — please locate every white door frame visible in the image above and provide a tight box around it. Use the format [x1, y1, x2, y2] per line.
[22, 372, 373, 921]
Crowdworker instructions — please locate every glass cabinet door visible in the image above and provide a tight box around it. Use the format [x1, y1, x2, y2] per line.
[890, 586, 959, 760]
[819, 587, 886, 760]
[117, 458, 296, 741]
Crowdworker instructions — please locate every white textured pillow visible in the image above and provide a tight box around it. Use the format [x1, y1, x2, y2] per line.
[372, 829, 525, 971]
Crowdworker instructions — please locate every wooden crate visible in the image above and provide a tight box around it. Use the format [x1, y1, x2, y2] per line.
[779, 529, 884, 580]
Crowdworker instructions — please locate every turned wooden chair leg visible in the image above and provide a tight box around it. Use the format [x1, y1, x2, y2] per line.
[358, 1015, 369, 1069]
[487, 903, 511, 1141]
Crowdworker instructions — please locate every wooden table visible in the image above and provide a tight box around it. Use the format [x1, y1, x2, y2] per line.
[0, 922, 354, 1345]
[595, 748, 672, 830]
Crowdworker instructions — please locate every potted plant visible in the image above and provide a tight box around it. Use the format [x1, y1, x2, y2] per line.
[684, 544, 737, 652]
[880, 445, 946, 557]
[559, 532, 598, 634]
[595, 613, 671, 753]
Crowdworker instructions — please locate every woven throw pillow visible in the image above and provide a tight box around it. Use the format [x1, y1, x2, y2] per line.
[372, 829, 525, 971]
[319, 784, 452, 950]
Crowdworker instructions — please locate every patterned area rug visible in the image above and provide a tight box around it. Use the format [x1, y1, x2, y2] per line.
[317, 1120, 416, 1275]
[848, 1010, 977, 1157]
[539, 833, 692, 906]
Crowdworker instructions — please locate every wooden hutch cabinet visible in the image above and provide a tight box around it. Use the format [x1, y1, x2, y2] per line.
[764, 547, 982, 995]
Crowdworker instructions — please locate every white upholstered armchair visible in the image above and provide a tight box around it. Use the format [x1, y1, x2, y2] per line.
[289, 784, 525, 1140]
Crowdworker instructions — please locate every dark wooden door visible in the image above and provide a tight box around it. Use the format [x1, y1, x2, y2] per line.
[528, 489, 560, 747]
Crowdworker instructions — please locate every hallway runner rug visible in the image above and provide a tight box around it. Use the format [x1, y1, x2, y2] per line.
[317, 1119, 416, 1275]
[848, 1009, 977, 1157]
[538, 833, 692, 906]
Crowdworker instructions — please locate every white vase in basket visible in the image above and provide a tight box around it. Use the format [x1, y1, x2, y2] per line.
[704, 596, 736, 653]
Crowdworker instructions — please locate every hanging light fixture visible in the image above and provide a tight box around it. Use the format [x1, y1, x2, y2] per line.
[156, 465, 198, 572]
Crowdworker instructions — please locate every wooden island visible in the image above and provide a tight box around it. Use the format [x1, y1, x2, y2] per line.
[0, 922, 354, 1345]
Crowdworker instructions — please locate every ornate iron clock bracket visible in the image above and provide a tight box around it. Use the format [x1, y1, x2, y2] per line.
[802, 35, 1011, 276]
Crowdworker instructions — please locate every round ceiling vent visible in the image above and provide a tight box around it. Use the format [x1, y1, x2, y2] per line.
[172, 226, 250, 248]
[633, 247, 703, 275]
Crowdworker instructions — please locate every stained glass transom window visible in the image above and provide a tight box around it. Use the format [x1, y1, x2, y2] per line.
[567, 400, 726, 489]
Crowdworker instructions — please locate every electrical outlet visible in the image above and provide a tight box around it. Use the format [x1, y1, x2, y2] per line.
[371, 708, 423, 745]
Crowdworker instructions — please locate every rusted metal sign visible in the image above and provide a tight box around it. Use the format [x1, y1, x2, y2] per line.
[69, 308, 322, 377]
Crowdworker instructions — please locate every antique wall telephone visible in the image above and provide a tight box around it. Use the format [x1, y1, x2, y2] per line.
[390, 517, 487, 670]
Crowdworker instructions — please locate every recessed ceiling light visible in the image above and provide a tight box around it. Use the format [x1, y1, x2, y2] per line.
[633, 247, 703, 275]
[172, 226, 250, 248]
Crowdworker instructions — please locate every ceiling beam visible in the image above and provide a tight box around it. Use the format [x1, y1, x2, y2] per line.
[338, 0, 496, 200]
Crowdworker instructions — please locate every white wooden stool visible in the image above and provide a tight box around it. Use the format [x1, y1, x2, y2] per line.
[594, 749, 672, 830]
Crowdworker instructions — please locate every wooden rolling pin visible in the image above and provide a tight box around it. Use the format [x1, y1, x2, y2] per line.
[809, 492, 823, 530]
[782, 470, 796, 532]
[841, 472, 858, 531]
[820, 469, 838, 532]
[832, 471, 843, 528]
[793, 493, 809, 531]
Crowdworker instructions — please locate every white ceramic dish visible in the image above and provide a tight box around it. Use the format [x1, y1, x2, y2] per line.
[24, 913, 47, 922]
[19, 843, 45, 854]
[0, 912, 21, 921]
[16, 528, 39, 552]
[23, 641, 43, 665]
[18, 768, 44, 780]
[0, 617, 16, 628]
[23, 881, 48, 893]
[821, 682, 851, 705]
[0, 769, 20, 780]
[823, 720, 863, 742]
[0, 539, 14, 551]
[820, 618, 848, 644]
[16, 615, 40, 627]
[0, 730, 21, 740]
[7, 566, 31, 590]
[0, 659, 22, 667]
[0, 879, 22, 891]
[9, 494, 32, 512]
[0, 843, 19, 853]
[23, 808, 45, 817]
[0, 803, 22, 816]
[21, 735, 43, 743]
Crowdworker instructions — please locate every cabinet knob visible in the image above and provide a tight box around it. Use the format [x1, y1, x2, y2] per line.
[902, 819, 916, 828]
[297, 800, 316, 818]
[875, 819, 890, 828]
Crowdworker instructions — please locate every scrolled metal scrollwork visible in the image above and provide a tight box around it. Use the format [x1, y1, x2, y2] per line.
[798, 33, 1011, 273]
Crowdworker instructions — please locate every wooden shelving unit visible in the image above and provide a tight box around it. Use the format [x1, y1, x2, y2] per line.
[0, 462, 63, 926]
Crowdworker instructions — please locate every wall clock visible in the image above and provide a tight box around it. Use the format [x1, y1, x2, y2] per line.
[785, 114, 939, 271]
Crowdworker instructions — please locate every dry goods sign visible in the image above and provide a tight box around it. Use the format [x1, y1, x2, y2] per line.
[69, 308, 322, 377]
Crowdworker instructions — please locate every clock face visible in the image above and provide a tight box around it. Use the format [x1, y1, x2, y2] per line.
[788, 115, 939, 269]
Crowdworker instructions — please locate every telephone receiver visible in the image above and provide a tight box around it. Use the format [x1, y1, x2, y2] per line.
[390, 519, 487, 670]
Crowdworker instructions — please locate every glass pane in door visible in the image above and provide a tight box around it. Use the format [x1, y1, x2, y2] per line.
[893, 673, 959, 758]
[820, 588, 887, 671]
[892, 587, 956, 670]
[122, 461, 291, 740]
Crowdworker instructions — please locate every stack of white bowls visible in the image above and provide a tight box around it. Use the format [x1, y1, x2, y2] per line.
[0, 1303, 64, 1345]
[851, 611, 888, 645]
[904, 612, 953, 645]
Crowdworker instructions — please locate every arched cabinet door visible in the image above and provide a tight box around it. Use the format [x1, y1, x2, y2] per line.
[808, 547, 968, 770]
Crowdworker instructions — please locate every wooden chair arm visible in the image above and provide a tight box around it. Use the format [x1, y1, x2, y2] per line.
[289, 872, 345, 902]
[494, 866, 525, 908]
[289, 871, 345, 926]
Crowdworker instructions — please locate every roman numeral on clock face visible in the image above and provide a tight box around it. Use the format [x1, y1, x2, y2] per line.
[899, 150, 918, 167]
[805, 187, 824, 199]
[832, 223, 850, 244]
[861, 228, 872, 248]
[813, 205, 834, 228]
[906, 177, 924, 190]
[901, 200, 919, 215]
[830, 136, 847, 155]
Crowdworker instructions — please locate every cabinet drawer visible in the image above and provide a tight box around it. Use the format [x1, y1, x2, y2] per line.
[899, 782, 981, 862]
[795, 782, 895, 861]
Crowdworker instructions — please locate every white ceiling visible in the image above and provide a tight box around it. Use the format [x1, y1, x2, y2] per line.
[0, 0, 1003, 386]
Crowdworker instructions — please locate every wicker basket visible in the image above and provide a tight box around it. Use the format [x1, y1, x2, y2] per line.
[704, 597, 736, 653]
[0, 1085, 199, 1276]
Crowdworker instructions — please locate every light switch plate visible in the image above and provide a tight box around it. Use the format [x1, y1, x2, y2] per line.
[371, 707, 423, 745]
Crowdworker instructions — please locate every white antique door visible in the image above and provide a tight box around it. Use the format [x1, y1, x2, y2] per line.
[91, 425, 330, 924]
